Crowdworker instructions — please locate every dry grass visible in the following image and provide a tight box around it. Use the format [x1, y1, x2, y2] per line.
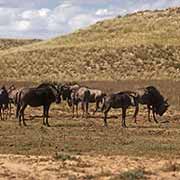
[0, 38, 41, 51]
[1, 7, 180, 81]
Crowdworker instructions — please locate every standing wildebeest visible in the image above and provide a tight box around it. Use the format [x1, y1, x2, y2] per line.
[70, 87, 90, 117]
[88, 88, 106, 114]
[102, 92, 138, 128]
[16, 83, 61, 126]
[60, 84, 90, 117]
[60, 83, 80, 105]
[128, 86, 169, 123]
[7, 85, 24, 117]
[0, 86, 9, 120]
[61, 84, 106, 116]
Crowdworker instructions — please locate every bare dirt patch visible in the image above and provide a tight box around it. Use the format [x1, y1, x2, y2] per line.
[0, 154, 180, 179]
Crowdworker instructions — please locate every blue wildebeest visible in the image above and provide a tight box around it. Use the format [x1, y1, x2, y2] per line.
[61, 84, 106, 116]
[0, 86, 9, 120]
[101, 92, 138, 128]
[70, 87, 90, 117]
[128, 86, 169, 123]
[16, 83, 61, 126]
[7, 85, 25, 117]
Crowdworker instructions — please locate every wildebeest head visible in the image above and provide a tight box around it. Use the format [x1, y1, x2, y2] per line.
[52, 85, 61, 104]
[0, 86, 8, 95]
[156, 99, 169, 116]
[60, 85, 71, 101]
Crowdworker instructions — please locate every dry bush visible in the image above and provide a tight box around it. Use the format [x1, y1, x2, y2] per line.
[0, 39, 41, 51]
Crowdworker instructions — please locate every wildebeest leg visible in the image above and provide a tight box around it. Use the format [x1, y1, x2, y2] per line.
[16, 103, 21, 119]
[152, 107, 158, 123]
[76, 103, 78, 117]
[93, 101, 99, 115]
[0, 106, 2, 120]
[20, 104, 27, 126]
[85, 102, 89, 118]
[81, 102, 85, 117]
[2, 107, 4, 120]
[133, 105, 139, 124]
[9, 103, 11, 118]
[45, 105, 50, 127]
[72, 103, 75, 117]
[18, 112, 22, 126]
[3, 104, 8, 120]
[122, 107, 127, 128]
[18, 106, 23, 126]
[147, 105, 151, 122]
[42, 105, 46, 125]
[104, 106, 111, 127]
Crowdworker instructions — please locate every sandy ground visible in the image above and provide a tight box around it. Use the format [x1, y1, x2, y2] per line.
[0, 154, 180, 180]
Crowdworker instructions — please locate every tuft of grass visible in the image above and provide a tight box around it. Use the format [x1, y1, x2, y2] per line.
[111, 168, 150, 180]
[54, 152, 78, 162]
[161, 161, 180, 172]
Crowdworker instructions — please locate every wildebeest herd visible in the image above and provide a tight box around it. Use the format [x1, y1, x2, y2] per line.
[0, 82, 169, 128]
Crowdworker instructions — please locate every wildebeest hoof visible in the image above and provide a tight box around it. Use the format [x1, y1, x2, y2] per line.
[122, 125, 127, 128]
[46, 124, 51, 127]
[104, 124, 108, 127]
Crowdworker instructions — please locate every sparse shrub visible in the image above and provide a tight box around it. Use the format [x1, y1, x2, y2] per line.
[54, 152, 77, 161]
[111, 168, 149, 180]
[161, 161, 180, 172]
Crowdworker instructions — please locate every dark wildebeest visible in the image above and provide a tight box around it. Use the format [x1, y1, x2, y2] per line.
[0, 86, 9, 120]
[16, 83, 61, 126]
[128, 86, 169, 123]
[102, 92, 138, 128]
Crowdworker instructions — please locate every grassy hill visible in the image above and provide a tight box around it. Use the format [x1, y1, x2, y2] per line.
[0, 38, 41, 51]
[0, 7, 180, 82]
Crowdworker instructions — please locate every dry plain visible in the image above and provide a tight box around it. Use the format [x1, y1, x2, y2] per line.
[0, 80, 180, 179]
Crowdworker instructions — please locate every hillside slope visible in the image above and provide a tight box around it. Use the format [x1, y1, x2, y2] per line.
[0, 7, 180, 81]
[0, 39, 41, 51]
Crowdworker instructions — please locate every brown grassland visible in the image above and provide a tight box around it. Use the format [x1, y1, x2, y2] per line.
[1, 6, 180, 179]
[0, 38, 41, 51]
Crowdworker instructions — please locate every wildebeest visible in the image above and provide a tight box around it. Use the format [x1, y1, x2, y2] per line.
[7, 85, 24, 117]
[16, 83, 61, 126]
[0, 86, 9, 120]
[61, 84, 106, 116]
[60, 84, 90, 117]
[60, 83, 80, 105]
[102, 92, 138, 127]
[128, 86, 169, 123]
[70, 87, 90, 117]
[88, 88, 106, 114]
